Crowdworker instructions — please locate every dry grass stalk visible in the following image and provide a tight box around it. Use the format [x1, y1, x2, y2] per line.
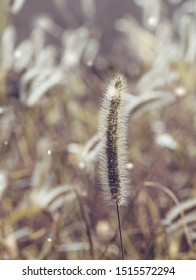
[98, 74, 130, 206]
[98, 74, 130, 259]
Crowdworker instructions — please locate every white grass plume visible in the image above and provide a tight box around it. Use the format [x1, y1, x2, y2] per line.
[98, 74, 130, 206]
[10, 0, 27, 14]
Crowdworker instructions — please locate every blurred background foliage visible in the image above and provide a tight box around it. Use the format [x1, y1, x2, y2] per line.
[0, 0, 196, 259]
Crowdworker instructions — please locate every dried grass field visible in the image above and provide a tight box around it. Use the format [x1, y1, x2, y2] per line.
[0, 0, 196, 260]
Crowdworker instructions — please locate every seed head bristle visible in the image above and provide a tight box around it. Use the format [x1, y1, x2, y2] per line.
[98, 74, 130, 206]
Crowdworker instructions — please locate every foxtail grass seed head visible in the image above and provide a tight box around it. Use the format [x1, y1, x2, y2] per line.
[98, 74, 130, 206]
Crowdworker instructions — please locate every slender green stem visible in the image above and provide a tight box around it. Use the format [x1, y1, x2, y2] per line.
[116, 202, 124, 260]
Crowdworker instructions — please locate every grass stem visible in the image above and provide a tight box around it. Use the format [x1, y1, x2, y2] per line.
[116, 202, 124, 260]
